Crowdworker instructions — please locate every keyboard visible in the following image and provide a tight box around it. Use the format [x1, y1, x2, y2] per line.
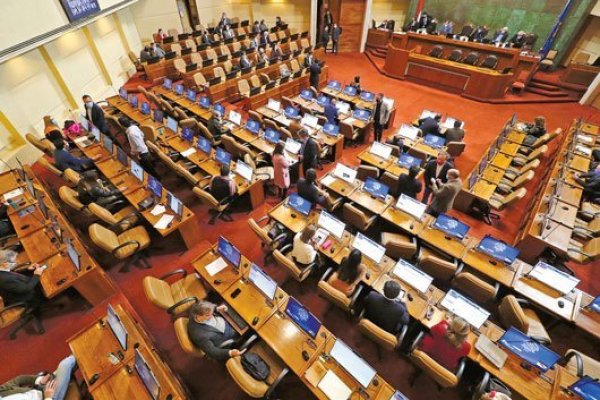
[475, 334, 507, 369]
[223, 307, 248, 330]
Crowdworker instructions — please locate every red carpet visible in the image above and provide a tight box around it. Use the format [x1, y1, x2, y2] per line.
[2, 52, 599, 400]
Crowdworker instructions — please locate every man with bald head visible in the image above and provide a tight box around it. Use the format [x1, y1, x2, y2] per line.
[426, 168, 462, 217]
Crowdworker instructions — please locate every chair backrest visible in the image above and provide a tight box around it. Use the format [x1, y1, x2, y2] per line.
[496, 188, 527, 210]
[171, 43, 182, 56]
[289, 42, 298, 53]
[527, 145, 548, 161]
[232, 42, 241, 52]
[206, 49, 218, 60]
[174, 107, 188, 120]
[221, 135, 239, 157]
[63, 168, 81, 186]
[238, 79, 250, 96]
[88, 202, 120, 225]
[168, 28, 179, 37]
[290, 59, 300, 72]
[357, 165, 379, 181]
[248, 218, 272, 246]
[197, 122, 215, 142]
[317, 280, 352, 311]
[446, 141, 466, 158]
[26, 133, 54, 155]
[176, 164, 200, 186]
[462, 52, 479, 65]
[140, 125, 158, 142]
[88, 223, 120, 253]
[259, 73, 270, 84]
[418, 250, 457, 281]
[410, 349, 460, 388]
[190, 52, 202, 65]
[301, 38, 310, 49]
[174, 317, 206, 358]
[545, 128, 561, 144]
[248, 110, 263, 125]
[448, 49, 463, 62]
[357, 318, 398, 351]
[339, 121, 355, 141]
[224, 60, 233, 73]
[38, 156, 63, 177]
[573, 52, 591, 64]
[280, 128, 293, 141]
[265, 119, 279, 131]
[428, 45, 443, 58]
[343, 203, 369, 231]
[193, 72, 207, 88]
[582, 237, 600, 257]
[146, 92, 161, 108]
[272, 249, 305, 281]
[58, 186, 86, 212]
[142, 275, 175, 310]
[520, 158, 540, 174]
[213, 66, 225, 78]
[380, 172, 399, 196]
[185, 39, 196, 51]
[136, 85, 149, 97]
[452, 272, 496, 304]
[480, 55, 498, 69]
[512, 170, 534, 188]
[173, 58, 186, 74]
[220, 45, 231, 56]
[249, 75, 262, 88]
[192, 186, 220, 208]
[498, 295, 528, 332]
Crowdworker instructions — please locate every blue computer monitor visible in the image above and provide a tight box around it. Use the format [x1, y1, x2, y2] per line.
[140, 102, 151, 115]
[363, 177, 389, 199]
[353, 108, 371, 121]
[397, 153, 421, 169]
[323, 123, 339, 136]
[199, 96, 211, 108]
[288, 193, 312, 217]
[390, 391, 410, 400]
[163, 78, 172, 90]
[246, 119, 260, 135]
[103, 135, 113, 154]
[166, 192, 183, 218]
[134, 349, 160, 400]
[166, 117, 178, 133]
[433, 214, 470, 240]
[182, 127, 194, 142]
[285, 297, 321, 339]
[284, 106, 299, 119]
[317, 95, 330, 106]
[197, 137, 212, 154]
[131, 160, 144, 182]
[214, 103, 225, 116]
[174, 83, 184, 95]
[116, 146, 128, 167]
[569, 376, 600, 400]
[217, 236, 241, 268]
[119, 87, 127, 100]
[343, 85, 358, 96]
[469, 173, 478, 190]
[147, 175, 163, 199]
[300, 89, 313, 100]
[589, 295, 600, 313]
[327, 80, 341, 91]
[496, 134, 506, 147]
[215, 148, 231, 166]
[477, 235, 520, 265]
[128, 94, 138, 108]
[153, 109, 164, 123]
[478, 158, 488, 175]
[186, 89, 196, 102]
[498, 327, 560, 372]
[360, 91, 375, 102]
[264, 128, 280, 144]
[423, 134, 445, 149]
[487, 147, 495, 161]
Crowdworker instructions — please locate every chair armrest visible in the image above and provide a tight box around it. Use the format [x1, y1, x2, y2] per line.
[219, 339, 236, 349]
[349, 284, 364, 313]
[319, 266, 334, 282]
[473, 372, 490, 399]
[563, 350, 584, 377]
[455, 358, 466, 381]
[255, 215, 271, 225]
[218, 196, 233, 206]
[160, 268, 188, 281]
[12, 262, 32, 272]
[111, 211, 141, 231]
[455, 262, 465, 276]
[566, 247, 590, 258]
[238, 333, 259, 350]
[396, 324, 409, 350]
[265, 367, 289, 398]
[279, 243, 293, 254]
[166, 297, 198, 315]
[515, 298, 531, 307]
[409, 330, 425, 353]
[0, 301, 29, 316]
[491, 282, 500, 302]
[300, 262, 316, 280]
[357, 308, 366, 320]
[111, 240, 140, 256]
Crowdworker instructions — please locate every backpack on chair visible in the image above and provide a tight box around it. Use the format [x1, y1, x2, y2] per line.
[241, 352, 270, 381]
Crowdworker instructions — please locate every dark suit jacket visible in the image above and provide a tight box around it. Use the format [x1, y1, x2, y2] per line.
[202, 34, 213, 44]
[471, 28, 488, 41]
[363, 291, 409, 334]
[53, 149, 92, 172]
[323, 103, 338, 124]
[510, 34, 526, 48]
[445, 128, 465, 143]
[240, 58, 252, 69]
[492, 31, 508, 43]
[386, 20, 395, 31]
[297, 178, 326, 206]
[324, 13, 333, 27]
[0, 374, 37, 396]
[397, 173, 423, 199]
[309, 62, 321, 88]
[301, 137, 319, 171]
[0, 271, 40, 306]
[419, 117, 440, 136]
[424, 160, 452, 187]
[89, 103, 108, 133]
[332, 27, 342, 41]
[304, 56, 313, 68]
[187, 316, 235, 361]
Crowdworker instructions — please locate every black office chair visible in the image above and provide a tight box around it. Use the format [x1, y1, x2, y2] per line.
[447, 49, 463, 62]
[462, 52, 480, 65]
[480, 54, 498, 69]
[428, 45, 444, 58]
[522, 33, 538, 51]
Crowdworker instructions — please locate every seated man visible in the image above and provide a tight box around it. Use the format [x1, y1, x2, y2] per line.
[445, 119, 464, 142]
[207, 110, 229, 141]
[239, 52, 253, 69]
[0, 202, 15, 239]
[418, 114, 442, 136]
[139, 45, 152, 62]
[296, 168, 327, 207]
[0, 355, 78, 400]
[210, 164, 237, 203]
[151, 42, 165, 58]
[363, 281, 409, 334]
[279, 63, 291, 78]
[53, 140, 94, 172]
[187, 301, 244, 361]
[76, 170, 123, 207]
[0, 259, 45, 309]
[574, 164, 600, 202]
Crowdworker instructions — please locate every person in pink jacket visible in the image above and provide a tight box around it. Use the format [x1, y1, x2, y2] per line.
[272, 142, 290, 199]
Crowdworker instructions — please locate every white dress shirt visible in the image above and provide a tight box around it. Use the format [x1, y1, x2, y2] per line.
[290, 232, 317, 265]
[126, 125, 149, 155]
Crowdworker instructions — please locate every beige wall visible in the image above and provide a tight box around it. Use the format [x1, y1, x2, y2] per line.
[130, 0, 182, 42]
[566, 16, 600, 65]
[371, 0, 410, 31]
[252, 0, 310, 33]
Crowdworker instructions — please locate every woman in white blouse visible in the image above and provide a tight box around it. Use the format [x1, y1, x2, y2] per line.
[290, 224, 318, 267]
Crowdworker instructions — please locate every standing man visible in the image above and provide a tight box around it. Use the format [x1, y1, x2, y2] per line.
[373, 93, 390, 143]
[321, 26, 330, 53]
[299, 128, 319, 176]
[323, 9, 333, 30]
[82, 95, 109, 134]
[309, 59, 322, 89]
[119, 117, 159, 177]
[426, 169, 462, 217]
[323, 98, 338, 124]
[304, 49, 314, 68]
[422, 152, 452, 204]
[219, 12, 230, 28]
[331, 23, 342, 55]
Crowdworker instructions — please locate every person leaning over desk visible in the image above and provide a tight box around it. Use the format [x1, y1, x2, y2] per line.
[119, 117, 159, 177]
[445, 119, 465, 143]
[53, 140, 94, 173]
[187, 301, 245, 361]
[397, 165, 423, 199]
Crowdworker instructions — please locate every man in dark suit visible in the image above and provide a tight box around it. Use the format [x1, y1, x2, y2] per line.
[82, 95, 108, 134]
[418, 12, 432, 29]
[470, 25, 488, 42]
[297, 168, 327, 206]
[304, 50, 314, 68]
[299, 128, 319, 175]
[404, 18, 419, 32]
[323, 10, 333, 29]
[309, 59, 322, 89]
[491, 27, 509, 44]
[239, 52, 252, 69]
[207, 110, 229, 141]
[422, 151, 452, 204]
[363, 281, 409, 334]
[445, 120, 465, 142]
[418, 114, 442, 136]
[222, 25, 234, 40]
[427, 168, 462, 216]
[252, 20, 261, 35]
[219, 12, 230, 28]
[259, 19, 268, 32]
[260, 30, 270, 46]
[386, 20, 395, 31]
[574, 164, 600, 201]
[397, 165, 423, 199]
[201, 30, 214, 45]
[373, 93, 391, 143]
[187, 301, 244, 361]
[0, 260, 45, 308]
[323, 98, 338, 124]
[271, 43, 283, 60]
[321, 26, 330, 52]
[509, 31, 526, 48]
[331, 24, 342, 54]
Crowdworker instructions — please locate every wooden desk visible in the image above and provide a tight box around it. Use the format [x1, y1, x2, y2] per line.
[513, 274, 579, 322]
[470, 179, 497, 202]
[268, 201, 318, 234]
[481, 165, 506, 185]
[348, 188, 393, 215]
[331, 247, 395, 287]
[462, 246, 519, 287]
[574, 294, 600, 341]
[499, 141, 521, 157]
[489, 152, 512, 170]
[380, 206, 427, 236]
[418, 219, 474, 260]
[193, 246, 250, 296]
[0, 171, 24, 194]
[319, 173, 360, 197]
[365, 28, 392, 50]
[357, 149, 393, 170]
[561, 62, 600, 86]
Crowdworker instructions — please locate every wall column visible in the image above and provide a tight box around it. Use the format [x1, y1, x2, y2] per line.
[82, 26, 113, 86]
[37, 47, 78, 109]
[580, 72, 600, 106]
[310, 0, 318, 46]
[360, 0, 374, 52]
[112, 13, 131, 53]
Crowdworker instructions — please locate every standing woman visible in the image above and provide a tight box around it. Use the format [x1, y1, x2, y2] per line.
[272, 142, 290, 199]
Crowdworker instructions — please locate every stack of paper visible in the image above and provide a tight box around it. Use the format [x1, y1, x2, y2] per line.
[154, 214, 174, 229]
[181, 148, 197, 158]
[317, 370, 352, 400]
[205, 257, 227, 276]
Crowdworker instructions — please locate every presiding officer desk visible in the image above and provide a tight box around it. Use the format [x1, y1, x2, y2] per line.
[0, 167, 115, 306]
[68, 303, 188, 399]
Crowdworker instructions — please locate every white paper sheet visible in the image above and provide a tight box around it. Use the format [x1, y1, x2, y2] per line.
[205, 257, 227, 276]
[153, 214, 174, 229]
[317, 370, 352, 400]
[320, 175, 335, 186]
[150, 204, 166, 216]
[3, 188, 23, 202]
[181, 148, 197, 157]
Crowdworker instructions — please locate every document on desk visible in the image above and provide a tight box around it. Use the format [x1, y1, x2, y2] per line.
[205, 257, 227, 276]
[529, 261, 580, 295]
[180, 148, 197, 158]
[575, 145, 591, 157]
[576, 134, 593, 145]
[317, 370, 352, 400]
[3, 188, 23, 202]
[154, 214, 174, 230]
[475, 334, 507, 369]
[321, 175, 336, 187]
[150, 204, 166, 216]
[274, 115, 290, 126]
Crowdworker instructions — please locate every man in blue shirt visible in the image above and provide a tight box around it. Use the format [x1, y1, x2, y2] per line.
[53, 140, 94, 172]
[323, 98, 338, 124]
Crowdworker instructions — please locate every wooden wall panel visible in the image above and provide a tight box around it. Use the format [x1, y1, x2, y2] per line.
[338, 0, 366, 52]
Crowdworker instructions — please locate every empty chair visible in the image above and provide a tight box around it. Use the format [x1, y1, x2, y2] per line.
[170, 43, 182, 56]
[512, 145, 548, 167]
[26, 133, 54, 155]
[495, 170, 534, 194]
[289, 59, 300, 73]
[428, 45, 444, 58]
[238, 79, 251, 97]
[519, 128, 561, 155]
[160, 98, 176, 117]
[452, 272, 499, 304]
[249, 75, 262, 89]
[480, 54, 498, 69]
[579, 202, 600, 222]
[143, 269, 208, 318]
[231, 41, 241, 52]
[489, 187, 527, 211]
[462, 52, 479, 65]
[340, 121, 359, 147]
[264, 119, 279, 132]
[38, 156, 63, 178]
[343, 203, 377, 232]
[168, 28, 179, 37]
[380, 172, 400, 197]
[272, 245, 316, 283]
[192, 72, 208, 91]
[220, 45, 231, 57]
[561, 349, 600, 380]
[192, 186, 233, 224]
[248, 217, 287, 264]
[318, 266, 363, 314]
[198, 121, 221, 146]
[417, 247, 458, 282]
[572, 216, 600, 240]
[503, 159, 540, 181]
[567, 237, 600, 264]
[356, 165, 379, 181]
[88, 202, 140, 232]
[63, 168, 81, 187]
[185, 39, 196, 52]
[446, 141, 466, 158]
[498, 295, 551, 344]
[447, 49, 463, 62]
[289, 41, 298, 53]
[300, 38, 310, 49]
[573, 51, 591, 65]
[213, 66, 226, 80]
[206, 48, 218, 60]
[381, 232, 417, 260]
[223, 60, 233, 73]
[146, 91, 162, 108]
[88, 223, 151, 272]
[173, 106, 188, 120]
[190, 52, 203, 66]
[0, 294, 44, 340]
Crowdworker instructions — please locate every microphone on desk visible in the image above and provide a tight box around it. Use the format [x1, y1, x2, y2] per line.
[353, 387, 370, 399]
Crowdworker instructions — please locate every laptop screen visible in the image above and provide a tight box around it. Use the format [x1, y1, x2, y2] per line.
[301, 114, 319, 129]
[284, 106, 299, 118]
[284, 138, 301, 154]
[392, 259, 433, 293]
[353, 108, 371, 121]
[363, 177, 389, 199]
[128, 94, 138, 108]
[333, 163, 357, 184]
[423, 134, 445, 149]
[66, 238, 80, 271]
[186, 89, 196, 102]
[317, 95, 330, 106]
[103, 135, 113, 154]
[228, 110, 242, 126]
[264, 128, 280, 144]
[329, 339, 376, 388]
[343, 85, 358, 96]
[107, 304, 128, 351]
[182, 127, 194, 142]
[140, 102, 151, 115]
[116, 146, 128, 167]
[285, 297, 321, 339]
[300, 89, 313, 100]
[323, 123, 339, 136]
[327, 80, 341, 90]
[131, 160, 144, 182]
[134, 349, 160, 400]
[166, 192, 183, 218]
[398, 124, 419, 141]
[215, 148, 231, 166]
[360, 91, 375, 102]
[498, 327, 560, 372]
[288, 193, 312, 216]
[397, 153, 421, 169]
[246, 119, 260, 134]
[529, 261, 580, 295]
[174, 84, 184, 95]
[199, 96, 211, 108]
[433, 214, 470, 240]
[234, 160, 253, 181]
[153, 109, 164, 123]
[568, 376, 600, 400]
[119, 87, 127, 100]
[163, 78, 172, 90]
[440, 289, 490, 329]
[352, 232, 385, 264]
[166, 117, 178, 134]
[267, 99, 281, 112]
[369, 141, 393, 160]
[395, 194, 427, 220]
[147, 175, 163, 199]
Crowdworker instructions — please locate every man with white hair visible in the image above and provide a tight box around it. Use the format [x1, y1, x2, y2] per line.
[509, 30, 527, 48]
[426, 168, 462, 217]
[491, 27, 509, 44]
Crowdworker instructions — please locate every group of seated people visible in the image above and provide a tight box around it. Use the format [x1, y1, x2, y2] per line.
[403, 11, 535, 48]
[574, 153, 600, 203]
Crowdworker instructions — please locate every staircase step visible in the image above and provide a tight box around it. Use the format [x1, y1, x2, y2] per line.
[528, 81, 561, 92]
[526, 87, 569, 97]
